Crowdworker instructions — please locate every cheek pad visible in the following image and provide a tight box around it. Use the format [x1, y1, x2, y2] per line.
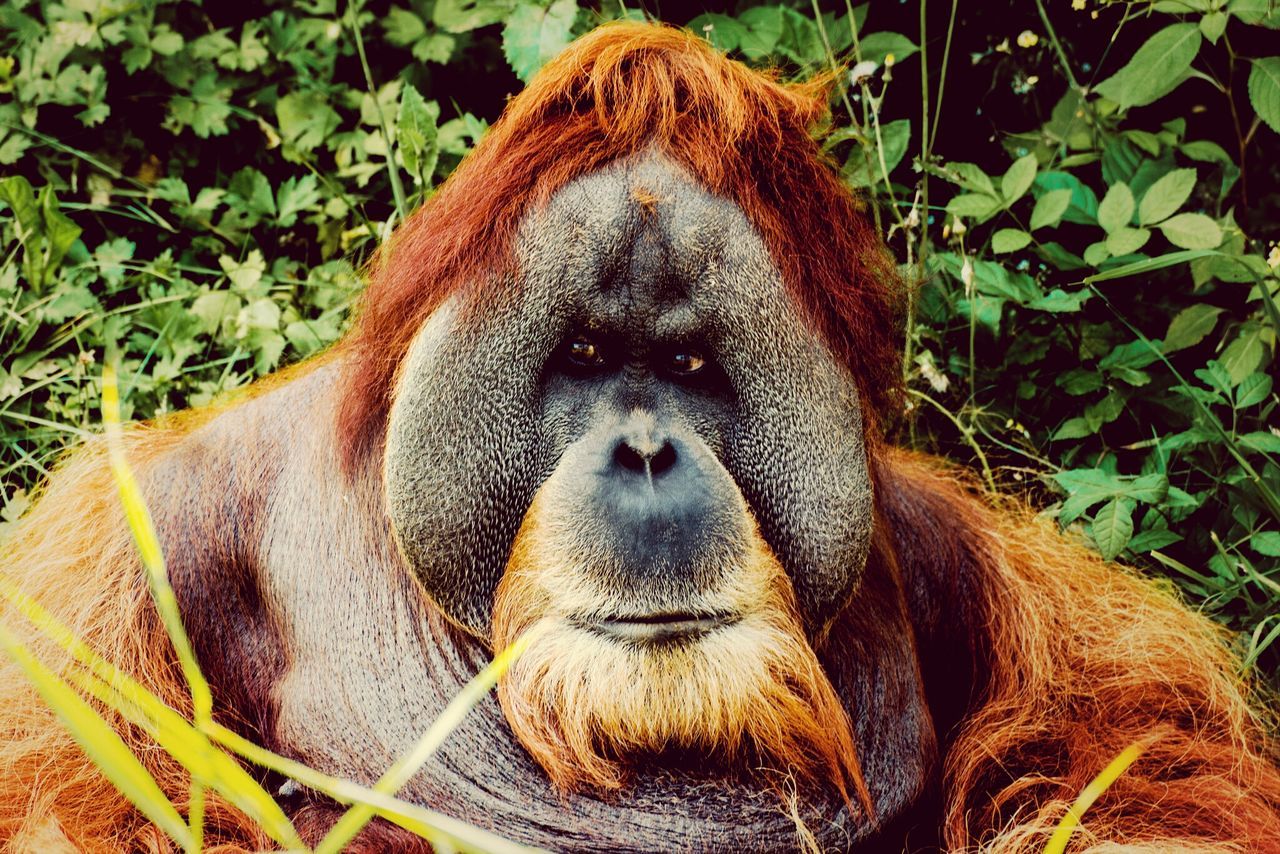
[696, 231, 873, 632]
[722, 347, 873, 634]
[383, 295, 554, 635]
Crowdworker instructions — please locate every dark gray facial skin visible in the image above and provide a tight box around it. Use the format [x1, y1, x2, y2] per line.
[384, 151, 876, 639]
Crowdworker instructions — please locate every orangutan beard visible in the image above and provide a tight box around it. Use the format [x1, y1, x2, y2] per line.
[490, 495, 872, 815]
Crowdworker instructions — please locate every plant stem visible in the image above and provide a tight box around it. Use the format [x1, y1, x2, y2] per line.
[347, 0, 408, 225]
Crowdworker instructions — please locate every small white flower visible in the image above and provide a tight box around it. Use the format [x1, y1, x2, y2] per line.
[849, 60, 878, 85]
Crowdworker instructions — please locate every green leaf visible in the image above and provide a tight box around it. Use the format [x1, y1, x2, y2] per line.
[1163, 304, 1223, 352]
[1230, 0, 1280, 28]
[1239, 431, 1280, 454]
[1094, 23, 1202, 109]
[1247, 57, 1280, 135]
[384, 7, 427, 45]
[1053, 469, 1169, 525]
[1180, 139, 1233, 165]
[1195, 359, 1235, 395]
[277, 92, 341, 153]
[1084, 241, 1110, 267]
[1158, 213, 1223, 249]
[167, 73, 232, 138]
[992, 228, 1032, 254]
[1235, 372, 1273, 407]
[946, 193, 1001, 220]
[1058, 369, 1104, 395]
[1001, 154, 1037, 204]
[1085, 390, 1126, 431]
[275, 175, 321, 228]
[227, 168, 276, 225]
[1036, 241, 1088, 271]
[737, 6, 785, 59]
[1, 175, 42, 247]
[1106, 226, 1150, 256]
[434, 0, 514, 33]
[1100, 339, 1162, 372]
[858, 31, 919, 65]
[414, 33, 457, 64]
[502, 0, 578, 83]
[689, 14, 749, 52]
[1221, 325, 1267, 383]
[398, 84, 439, 185]
[191, 291, 241, 336]
[1092, 498, 1135, 560]
[219, 250, 268, 295]
[1200, 11, 1228, 42]
[1127, 528, 1183, 553]
[40, 188, 81, 284]
[1030, 188, 1072, 230]
[945, 256, 1041, 302]
[1053, 417, 1095, 441]
[1253, 531, 1280, 557]
[1137, 168, 1197, 224]
[1097, 183, 1135, 233]
[842, 119, 910, 187]
[1034, 172, 1099, 224]
[945, 161, 998, 196]
[1028, 288, 1090, 312]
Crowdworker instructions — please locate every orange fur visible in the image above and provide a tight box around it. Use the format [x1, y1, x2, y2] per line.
[3, 436, 1278, 850]
[879, 452, 1280, 852]
[491, 489, 873, 817]
[0, 434, 267, 853]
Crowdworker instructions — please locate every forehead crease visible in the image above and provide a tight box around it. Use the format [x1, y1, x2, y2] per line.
[514, 153, 796, 333]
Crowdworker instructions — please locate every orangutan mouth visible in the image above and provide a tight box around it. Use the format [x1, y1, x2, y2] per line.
[582, 611, 739, 643]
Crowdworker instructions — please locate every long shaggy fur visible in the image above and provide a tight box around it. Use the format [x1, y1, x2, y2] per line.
[492, 491, 872, 815]
[879, 452, 1280, 852]
[0, 432, 270, 852]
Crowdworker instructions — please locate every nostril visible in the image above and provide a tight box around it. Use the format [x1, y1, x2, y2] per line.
[613, 442, 648, 474]
[650, 441, 677, 476]
[611, 439, 679, 479]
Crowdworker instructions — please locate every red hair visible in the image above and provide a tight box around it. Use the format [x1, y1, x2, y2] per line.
[337, 21, 901, 467]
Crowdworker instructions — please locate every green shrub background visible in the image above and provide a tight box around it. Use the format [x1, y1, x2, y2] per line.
[1, 0, 1278, 684]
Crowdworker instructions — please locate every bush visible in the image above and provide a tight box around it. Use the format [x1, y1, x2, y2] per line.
[1, 0, 1278, 683]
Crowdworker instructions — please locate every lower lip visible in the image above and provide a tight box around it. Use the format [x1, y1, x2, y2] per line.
[584, 614, 738, 643]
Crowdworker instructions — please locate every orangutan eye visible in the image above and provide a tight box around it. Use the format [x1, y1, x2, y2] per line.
[667, 349, 706, 375]
[566, 334, 605, 368]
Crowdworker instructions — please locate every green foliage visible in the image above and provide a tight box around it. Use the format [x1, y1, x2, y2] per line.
[0, 0, 579, 508]
[2, 0, 1278, 691]
[819, 0, 1280, 682]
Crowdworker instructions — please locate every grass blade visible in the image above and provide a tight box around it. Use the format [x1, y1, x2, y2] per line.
[0, 575, 306, 850]
[101, 365, 214, 728]
[0, 624, 194, 850]
[315, 628, 541, 853]
[1043, 736, 1153, 854]
[208, 722, 544, 854]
